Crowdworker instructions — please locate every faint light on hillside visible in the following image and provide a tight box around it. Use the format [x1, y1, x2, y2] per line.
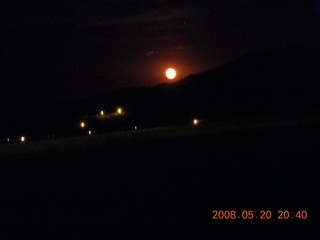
[134, 126, 138, 130]
[193, 118, 199, 125]
[7, 138, 10, 142]
[80, 121, 86, 128]
[117, 107, 123, 115]
[20, 136, 26, 142]
[100, 110, 104, 116]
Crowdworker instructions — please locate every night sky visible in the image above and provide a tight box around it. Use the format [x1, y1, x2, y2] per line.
[1, 0, 319, 108]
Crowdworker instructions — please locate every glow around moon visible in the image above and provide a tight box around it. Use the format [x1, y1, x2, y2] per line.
[166, 68, 176, 80]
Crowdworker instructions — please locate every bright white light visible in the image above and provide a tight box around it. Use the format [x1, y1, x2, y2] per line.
[100, 110, 104, 116]
[88, 130, 92, 135]
[166, 68, 176, 80]
[7, 138, 10, 142]
[193, 119, 199, 125]
[21, 136, 26, 142]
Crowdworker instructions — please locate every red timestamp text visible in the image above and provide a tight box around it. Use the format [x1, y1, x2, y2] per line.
[212, 210, 308, 220]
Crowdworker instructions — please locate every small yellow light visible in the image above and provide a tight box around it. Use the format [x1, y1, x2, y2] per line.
[193, 119, 199, 125]
[21, 136, 26, 142]
[80, 121, 86, 128]
[117, 107, 123, 114]
[100, 110, 104, 116]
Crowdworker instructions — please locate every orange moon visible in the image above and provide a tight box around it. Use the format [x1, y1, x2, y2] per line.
[165, 68, 176, 79]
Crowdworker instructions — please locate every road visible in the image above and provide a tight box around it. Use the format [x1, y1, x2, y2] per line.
[1, 116, 320, 239]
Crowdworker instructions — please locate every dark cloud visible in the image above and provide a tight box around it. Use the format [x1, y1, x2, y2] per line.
[146, 50, 159, 56]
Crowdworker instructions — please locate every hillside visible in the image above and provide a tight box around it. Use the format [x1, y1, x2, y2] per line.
[1, 45, 320, 140]
[76, 45, 320, 128]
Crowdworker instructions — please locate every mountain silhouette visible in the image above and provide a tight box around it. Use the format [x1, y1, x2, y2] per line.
[96, 45, 320, 123]
[1, 45, 320, 140]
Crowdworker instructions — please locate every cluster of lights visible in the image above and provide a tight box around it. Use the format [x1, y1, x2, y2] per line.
[78, 107, 125, 134]
[98, 108, 123, 118]
[4, 106, 123, 144]
[4, 105, 203, 144]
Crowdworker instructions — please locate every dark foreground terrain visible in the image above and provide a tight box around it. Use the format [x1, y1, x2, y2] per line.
[1, 118, 320, 239]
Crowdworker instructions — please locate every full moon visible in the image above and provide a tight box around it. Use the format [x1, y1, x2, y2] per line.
[166, 68, 176, 80]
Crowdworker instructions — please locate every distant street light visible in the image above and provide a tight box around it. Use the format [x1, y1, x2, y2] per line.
[20, 136, 26, 142]
[193, 118, 199, 125]
[134, 126, 138, 130]
[100, 110, 104, 116]
[80, 121, 86, 128]
[88, 130, 92, 135]
[117, 107, 123, 115]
